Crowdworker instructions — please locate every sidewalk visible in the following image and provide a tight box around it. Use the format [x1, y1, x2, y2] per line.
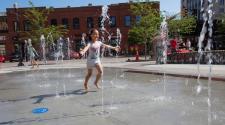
[118, 63, 225, 81]
[0, 57, 225, 81]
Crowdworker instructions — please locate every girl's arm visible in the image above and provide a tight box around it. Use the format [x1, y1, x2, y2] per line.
[80, 44, 90, 56]
[102, 44, 120, 52]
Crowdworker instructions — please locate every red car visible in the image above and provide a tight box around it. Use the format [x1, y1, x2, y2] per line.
[0, 55, 6, 63]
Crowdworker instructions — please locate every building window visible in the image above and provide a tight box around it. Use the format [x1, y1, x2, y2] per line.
[220, 0, 224, 5]
[87, 17, 94, 28]
[124, 16, 131, 27]
[0, 17, 8, 33]
[136, 16, 141, 24]
[13, 21, 19, 32]
[0, 44, 6, 55]
[98, 16, 103, 28]
[73, 17, 80, 29]
[0, 22, 8, 33]
[62, 18, 69, 29]
[24, 20, 31, 31]
[51, 19, 57, 26]
[110, 16, 116, 27]
[0, 36, 6, 41]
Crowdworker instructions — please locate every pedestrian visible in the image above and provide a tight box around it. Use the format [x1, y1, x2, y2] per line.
[170, 37, 177, 53]
[27, 39, 39, 69]
[186, 38, 191, 50]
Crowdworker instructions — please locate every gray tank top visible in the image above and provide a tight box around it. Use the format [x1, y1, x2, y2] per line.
[87, 41, 102, 60]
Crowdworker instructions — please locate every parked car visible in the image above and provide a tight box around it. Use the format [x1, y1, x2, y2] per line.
[0, 55, 6, 63]
[9, 53, 20, 62]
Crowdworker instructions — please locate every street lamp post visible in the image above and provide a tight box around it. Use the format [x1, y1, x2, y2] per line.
[13, 3, 24, 66]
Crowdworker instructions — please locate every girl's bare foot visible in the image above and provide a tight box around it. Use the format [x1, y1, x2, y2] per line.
[84, 83, 89, 92]
[94, 83, 101, 89]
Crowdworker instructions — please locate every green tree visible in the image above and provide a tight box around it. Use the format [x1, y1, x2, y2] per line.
[217, 14, 225, 33]
[215, 14, 225, 49]
[22, 1, 67, 46]
[168, 16, 196, 37]
[128, 2, 161, 60]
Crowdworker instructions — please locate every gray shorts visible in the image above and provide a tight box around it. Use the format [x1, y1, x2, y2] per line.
[87, 58, 101, 69]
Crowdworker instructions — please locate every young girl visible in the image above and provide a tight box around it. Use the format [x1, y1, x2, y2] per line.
[80, 29, 120, 91]
[27, 39, 39, 68]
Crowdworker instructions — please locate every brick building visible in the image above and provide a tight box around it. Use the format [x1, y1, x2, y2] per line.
[0, 12, 8, 56]
[4, 2, 159, 59]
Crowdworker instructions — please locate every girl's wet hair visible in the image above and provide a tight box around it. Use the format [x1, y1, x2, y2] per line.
[88, 28, 98, 41]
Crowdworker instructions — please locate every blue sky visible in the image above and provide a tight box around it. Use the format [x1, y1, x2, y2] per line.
[0, 0, 180, 13]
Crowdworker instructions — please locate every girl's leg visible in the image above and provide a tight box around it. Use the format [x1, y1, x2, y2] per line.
[34, 60, 39, 68]
[84, 69, 93, 91]
[94, 64, 103, 89]
[31, 60, 34, 68]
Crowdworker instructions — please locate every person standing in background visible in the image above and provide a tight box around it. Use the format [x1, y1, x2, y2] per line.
[170, 37, 177, 53]
[186, 38, 191, 50]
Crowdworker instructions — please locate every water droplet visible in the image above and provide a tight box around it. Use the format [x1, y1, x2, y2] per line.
[196, 85, 202, 94]
[109, 106, 118, 110]
[120, 73, 125, 78]
[213, 113, 217, 120]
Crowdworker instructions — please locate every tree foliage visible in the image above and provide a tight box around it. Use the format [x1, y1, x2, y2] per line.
[128, 2, 161, 59]
[217, 14, 225, 34]
[128, 27, 143, 45]
[168, 16, 196, 37]
[128, 2, 161, 45]
[21, 1, 67, 46]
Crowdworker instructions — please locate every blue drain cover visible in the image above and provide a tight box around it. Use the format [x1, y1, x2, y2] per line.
[32, 108, 48, 114]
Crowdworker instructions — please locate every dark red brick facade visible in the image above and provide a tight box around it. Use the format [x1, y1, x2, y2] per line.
[3, 2, 159, 58]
